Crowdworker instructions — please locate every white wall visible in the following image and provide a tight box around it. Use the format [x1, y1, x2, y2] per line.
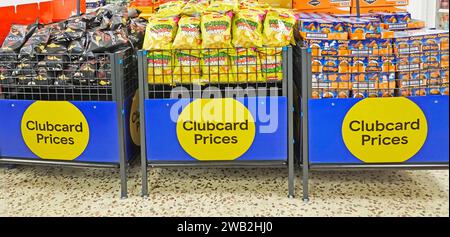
[408, 0, 437, 28]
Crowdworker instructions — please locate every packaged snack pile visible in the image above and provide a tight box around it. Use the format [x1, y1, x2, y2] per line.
[0, 4, 147, 86]
[395, 30, 449, 97]
[296, 6, 447, 99]
[143, 16, 178, 50]
[307, 28, 449, 99]
[172, 16, 202, 49]
[143, 0, 297, 85]
[201, 11, 233, 49]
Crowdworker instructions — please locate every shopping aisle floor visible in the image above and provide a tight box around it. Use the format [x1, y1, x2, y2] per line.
[0, 164, 448, 216]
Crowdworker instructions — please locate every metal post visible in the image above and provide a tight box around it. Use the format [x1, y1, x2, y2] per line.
[77, 0, 81, 16]
[138, 51, 149, 198]
[113, 52, 128, 199]
[287, 47, 295, 198]
[356, 0, 361, 18]
[301, 48, 310, 202]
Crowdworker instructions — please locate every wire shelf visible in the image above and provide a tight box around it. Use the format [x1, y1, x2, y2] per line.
[299, 39, 449, 99]
[0, 48, 137, 101]
[142, 47, 289, 99]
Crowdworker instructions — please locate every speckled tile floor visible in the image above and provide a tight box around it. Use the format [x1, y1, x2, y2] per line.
[0, 164, 448, 217]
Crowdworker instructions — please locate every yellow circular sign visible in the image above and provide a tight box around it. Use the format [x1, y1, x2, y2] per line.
[21, 101, 90, 160]
[129, 90, 141, 146]
[176, 98, 256, 161]
[342, 97, 428, 163]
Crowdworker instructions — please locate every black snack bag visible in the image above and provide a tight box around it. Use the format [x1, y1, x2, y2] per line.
[12, 60, 36, 77]
[111, 28, 130, 51]
[46, 21, 68, 42]
[86, 30, 113, 53]
[100, 15, 112, 30]
[82, 12, 100, 29]
[128, 8, 141, 19]
[17, 75, 34, 85]
[128, 18, 147, 48]
[34, 67, 53, 86]
[68, 37, 86, 54]
[110, 15, 125, 31]
[56, 62, 80, 85]
[45, 55, 69, 71]
[0, 24, 35, 53]
[0, 64, 15, 85]
[54, 73, 71, 86]
[0, 53, 18, 67]
[97, 7, 113, 19]
[73, 59, 96, 85]
[64, 19, 87, 40]
[95, 7, 113, 28]
[97, 55, 111, 86]
[19, 28, 51, 57]
[86, 28, 129, 53]
[42, 41, 68, 54]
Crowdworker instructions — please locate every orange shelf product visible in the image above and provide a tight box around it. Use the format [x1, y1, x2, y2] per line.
[260, 0, 293, 8]
[351, 0, 408, 7]
[293, 0, 331, 10]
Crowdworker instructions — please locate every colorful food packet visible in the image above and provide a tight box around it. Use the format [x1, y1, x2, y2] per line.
[143, 17, 178, 50]
[173, 50, 203, 84]
[182, 0, 209, 16]
[147, 50, 174, 84]
[258, 47, 283, 81]
[0, 24, 37, 53]
[232, 9, 264, 48]
[201, 50, 232, 83]
[206, 0, 239, 13]
[230, 48, 262, 83]
[201, 12, 233, 49]
[19, 28, 51, 57]
[262, 10, 296, 47]
[156, 1, 186, 18]
[172, 16, 202, 49]
[239, 0, 270, 11]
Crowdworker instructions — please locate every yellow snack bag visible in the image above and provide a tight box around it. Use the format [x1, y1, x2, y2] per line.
[173, 16, 202, 49]
[173, 50, 203, 84]
[259, 48, 284, 81]
[143, 17, 178, 50]
[156, 1, 186, 18]
[201, 12, 233, 49]
[147, 50, 174, 84]
[230, 48, 262, 83]
[239, 0, 270, 10]
[262, 10, 296, 47]
[182, 0, 209, 16]
[202, 50, 232, 83]
[206, 0, 239, 13]
[232, 9, 264, 48]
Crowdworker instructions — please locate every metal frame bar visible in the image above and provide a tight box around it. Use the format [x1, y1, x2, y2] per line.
[77, 0, 81, 16]
[112, 52, 129, 199]
[310, 163, 449, 170]
[138, 50, 149, 197]
[355, 0, 361, 17]
[148, 160, 287, 168]
[0, 158, 119, 168]
[300, 47, 311, 202]
[286, 47, 295, 198]
[139, 48, 296, 198]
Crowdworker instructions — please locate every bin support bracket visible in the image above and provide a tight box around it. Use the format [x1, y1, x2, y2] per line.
[301, 47, 311, 202]
[287, 47, 295, 198]
[138, 51, 149, 198]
